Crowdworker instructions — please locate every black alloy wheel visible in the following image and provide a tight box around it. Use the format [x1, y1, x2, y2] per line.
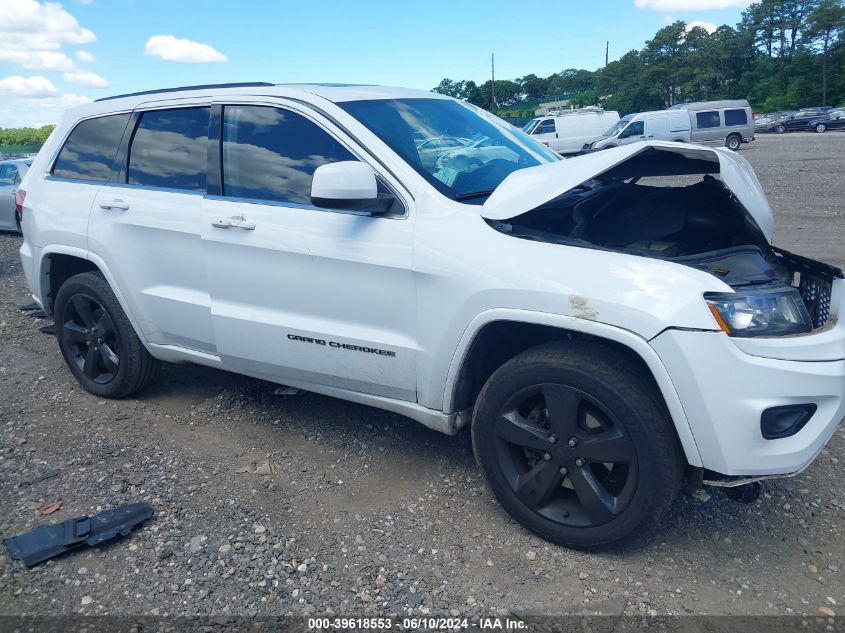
[54, 271, 160, 398]
[493, 383, 637, 528]
[472, 342, 684, 549]
[61, 293, 121, 384]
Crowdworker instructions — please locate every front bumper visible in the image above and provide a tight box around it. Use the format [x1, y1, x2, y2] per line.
[651, 328, 845, 476]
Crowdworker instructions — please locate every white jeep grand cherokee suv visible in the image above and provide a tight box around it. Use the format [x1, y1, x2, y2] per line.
[17, 83, 845, 549]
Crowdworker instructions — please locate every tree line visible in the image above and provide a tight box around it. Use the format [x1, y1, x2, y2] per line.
[0, 125, 55, 148]
[433, 0, 845, 116]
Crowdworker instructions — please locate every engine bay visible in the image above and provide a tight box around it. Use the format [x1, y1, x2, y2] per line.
[488, 174, 841, 330]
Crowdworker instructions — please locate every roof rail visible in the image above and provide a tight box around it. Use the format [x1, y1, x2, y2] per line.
[95, 82, 275, 102]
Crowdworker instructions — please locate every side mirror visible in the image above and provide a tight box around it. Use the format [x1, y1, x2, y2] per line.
[311, 161, 394, 215]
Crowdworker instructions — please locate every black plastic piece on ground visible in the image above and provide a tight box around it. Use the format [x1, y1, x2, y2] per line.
[4, 502, 154, 567]
[722, 481, 762, 503]
[28, 309, 47, 319]
[19, 302, 39, 311]
[20, 468, 61, 487]
[39, 323, 56, 336]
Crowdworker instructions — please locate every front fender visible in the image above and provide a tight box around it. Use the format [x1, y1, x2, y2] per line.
[441, 308, 703, 468]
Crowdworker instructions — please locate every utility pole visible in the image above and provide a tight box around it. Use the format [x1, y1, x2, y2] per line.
[605, 41, 609, 67]
[491, 52, 496, 110]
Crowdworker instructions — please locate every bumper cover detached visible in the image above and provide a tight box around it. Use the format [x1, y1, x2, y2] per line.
[651, 329, 845, 477]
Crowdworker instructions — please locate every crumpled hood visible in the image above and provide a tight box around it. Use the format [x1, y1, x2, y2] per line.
[481, 141, 775, 241]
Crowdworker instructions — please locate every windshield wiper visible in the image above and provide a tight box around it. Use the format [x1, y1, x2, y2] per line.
[453, 190, 496, 201]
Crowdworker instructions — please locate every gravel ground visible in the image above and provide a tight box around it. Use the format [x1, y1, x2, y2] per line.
[0, 132, 843, 619]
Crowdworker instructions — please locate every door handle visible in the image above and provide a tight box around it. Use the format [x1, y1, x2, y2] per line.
[212, 215, 255, 230]
[99, 200, 129, 211]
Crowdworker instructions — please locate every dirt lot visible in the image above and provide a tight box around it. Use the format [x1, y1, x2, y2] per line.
[0, 132, 843, 619]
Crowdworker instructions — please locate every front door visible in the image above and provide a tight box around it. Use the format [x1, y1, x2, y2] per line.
[201, 101, 418, 401]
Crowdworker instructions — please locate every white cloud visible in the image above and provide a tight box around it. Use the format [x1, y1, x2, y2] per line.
[636, 0, 753, 10]
[687, 20, 718, 33]
[63, 70, 108, 87]
[0, 75, 58, 97]
[0, 0, 96, 53]
[0, 49, 75, 71]
[75, 50, 95, 62]
[144, 34, 228, 63]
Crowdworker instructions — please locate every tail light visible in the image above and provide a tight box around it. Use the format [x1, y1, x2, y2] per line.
[15, 189, 25, 222]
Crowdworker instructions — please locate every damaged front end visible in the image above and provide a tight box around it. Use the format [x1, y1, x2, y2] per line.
[482, 141, 842, 335]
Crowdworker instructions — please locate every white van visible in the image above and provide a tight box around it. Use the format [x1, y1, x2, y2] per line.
[592, 100, 755, 151]
[590, 110, 691, 150]
[523, 106, 620, 155]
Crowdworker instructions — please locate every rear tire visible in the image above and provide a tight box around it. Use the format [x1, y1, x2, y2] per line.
[471, 341, 684, 549]
[815, 123, 827, 133]
[54, 272, 160, 398]
[775, 124, 786, 134]
[725, 134, 742, 151]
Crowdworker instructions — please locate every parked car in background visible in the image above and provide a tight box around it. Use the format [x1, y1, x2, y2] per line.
[524, 106, 619, 155]
[590, 110, 691, 150]
[768, 111, 830, 133]
[807, 113, 845, 133]
[0, 158, 31, 232]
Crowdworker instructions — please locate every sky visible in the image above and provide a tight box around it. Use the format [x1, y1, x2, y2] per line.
[0, 0, 756, 128]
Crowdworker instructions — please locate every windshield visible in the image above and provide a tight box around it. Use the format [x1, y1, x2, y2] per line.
[340, 98, 555, 201]
[606, 118, 629, 137]
[523, 119, 540, 134]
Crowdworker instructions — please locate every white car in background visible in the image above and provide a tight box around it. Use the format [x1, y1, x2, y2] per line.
[0, 158, 31, 232]
[17, 83, 845, 549]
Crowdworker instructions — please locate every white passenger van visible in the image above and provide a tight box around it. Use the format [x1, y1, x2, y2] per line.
[523, 106, 620, 155]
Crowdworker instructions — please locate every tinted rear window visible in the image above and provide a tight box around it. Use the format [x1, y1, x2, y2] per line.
[52, 113, 130, 181]
[128, 107, 209, 191]
[724, 109, 748, 126]
[696, 111, 721, 129]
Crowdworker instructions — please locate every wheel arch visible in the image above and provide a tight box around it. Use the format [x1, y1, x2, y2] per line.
[442, 310, 703, 467]
[39, 246, 148, 343]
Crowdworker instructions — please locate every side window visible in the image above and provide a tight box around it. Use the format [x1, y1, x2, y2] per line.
[52, 113, 131, 181]
[222, 105, 357, 205]
[0, 165, 14, 185]
[724, 109, 748, 126]
[696, 111, 721, 129]
[623, 121, 644, 136]
[128, 107, 209, 191]
[534, 120, 556, 134]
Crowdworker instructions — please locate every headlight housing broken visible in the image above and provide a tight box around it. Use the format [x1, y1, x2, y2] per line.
[705, 286, 813, 337]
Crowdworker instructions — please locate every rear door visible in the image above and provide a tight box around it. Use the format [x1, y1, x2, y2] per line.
[87, 101, 217, 354]
[201, 98, 418, 401]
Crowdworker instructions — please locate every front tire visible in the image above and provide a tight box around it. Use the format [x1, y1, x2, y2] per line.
[725, 134, 742, 151]
[54, 272, 160, 398]
[815, 123, 827, 133]
[775, 124, 786, 134]
[471, 342, 684, 549]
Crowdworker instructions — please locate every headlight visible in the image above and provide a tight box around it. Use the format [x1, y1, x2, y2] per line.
[704, 286, 812, 337]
